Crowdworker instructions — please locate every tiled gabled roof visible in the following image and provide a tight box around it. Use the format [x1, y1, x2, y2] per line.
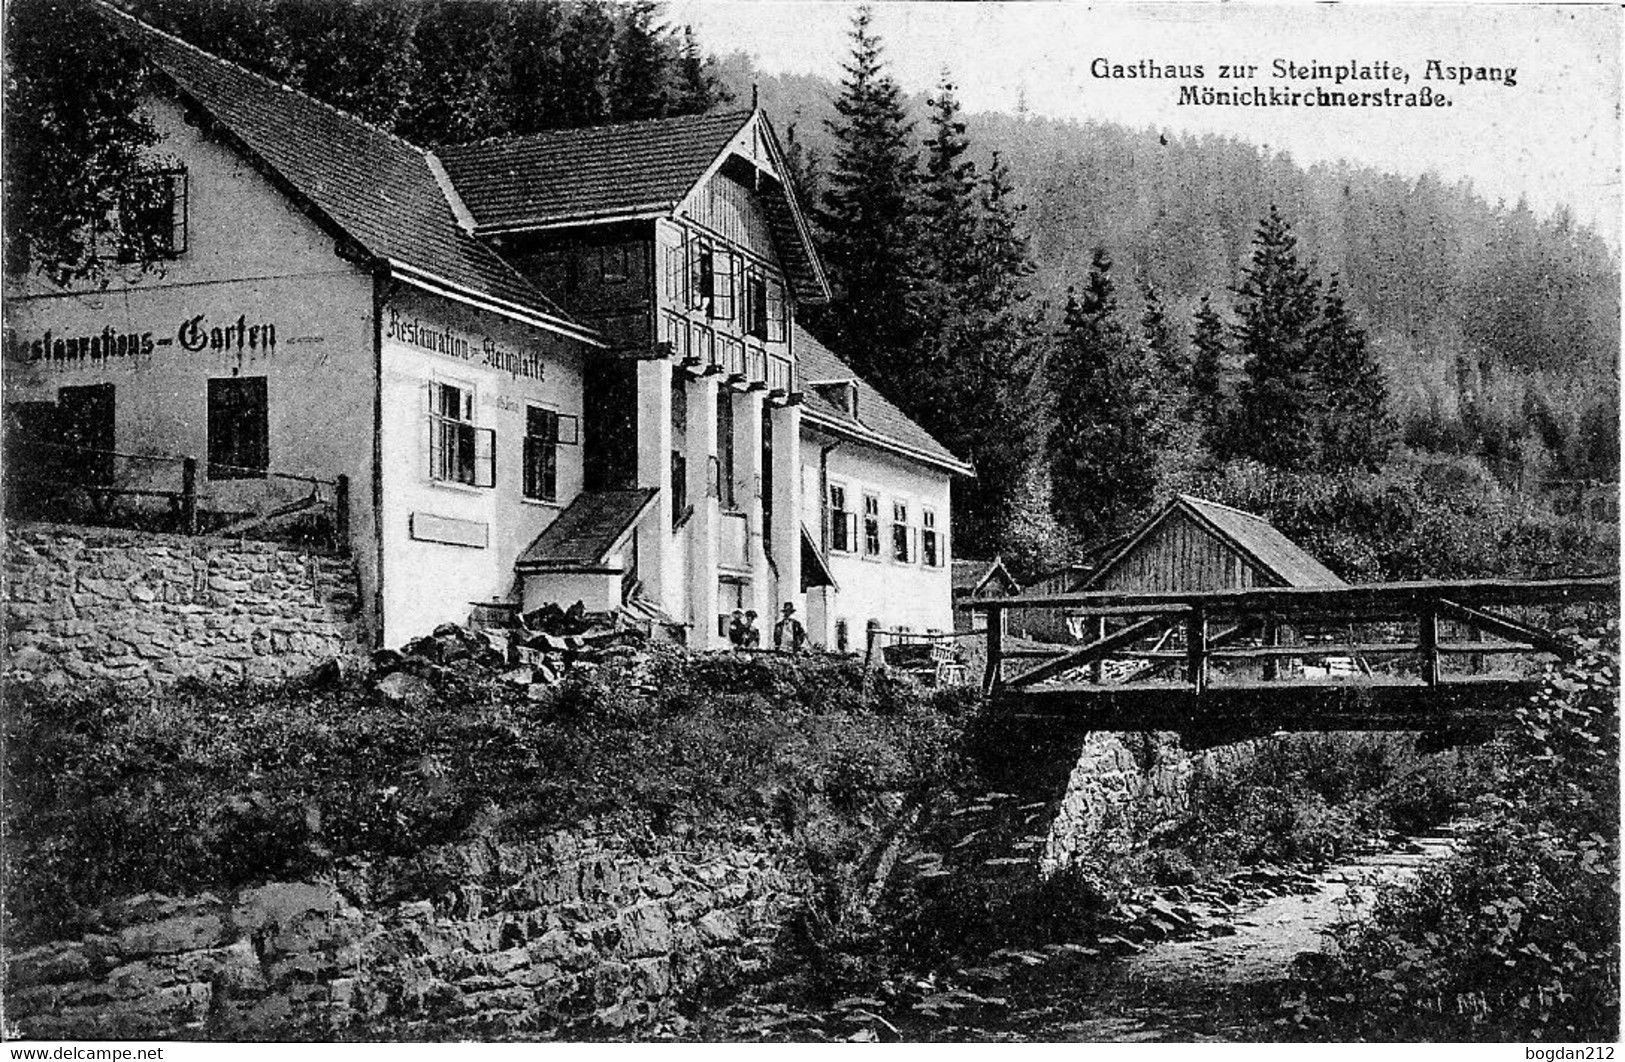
[795, 325, 973, 476]
[515, 489, 659, 571]
[108, 7, 598, 345]
[438, 112, 753, 230]
[438, 111, 830, 304]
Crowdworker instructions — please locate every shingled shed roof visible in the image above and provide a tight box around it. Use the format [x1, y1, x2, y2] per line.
[795, 325, 973, 476]
[515, 489, 659, 572]
[1086, 495, 1346, 590]
[438, 111, 830, 303]
[109, 7, 598, 345]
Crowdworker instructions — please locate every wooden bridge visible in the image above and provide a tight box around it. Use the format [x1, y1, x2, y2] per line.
[968, 575, 1618, 739]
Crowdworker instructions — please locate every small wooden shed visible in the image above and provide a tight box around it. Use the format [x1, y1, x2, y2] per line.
[1083, 494, 1344, 593]
[951, 556, 1020, 632]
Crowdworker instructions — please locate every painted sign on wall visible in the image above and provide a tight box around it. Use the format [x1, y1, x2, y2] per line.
[4, 312, 278, 366]
[385, 308, 548, 382]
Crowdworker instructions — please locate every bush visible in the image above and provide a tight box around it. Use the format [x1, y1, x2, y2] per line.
[1276, 624, 1620, 1040]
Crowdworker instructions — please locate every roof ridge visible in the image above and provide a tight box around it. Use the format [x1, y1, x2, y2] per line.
[1177, 493, 1267, 521]
[440, 108, 755, 154]
[101, 2, 430, 157]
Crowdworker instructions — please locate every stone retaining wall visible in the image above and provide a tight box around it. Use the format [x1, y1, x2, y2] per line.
[3, 522, 366, 688]
[1043, 732, 1258, 870]
[5, 822, 801, 1040]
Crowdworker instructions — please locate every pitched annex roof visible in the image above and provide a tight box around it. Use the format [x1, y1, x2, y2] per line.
[1086, 495, 1345, 589]
[795, 325, 973, 476]
[438, 110, 830, 304]
[107, 7, 598, 345]
[515, 488, 659, 571]
[952, 556, 1019, 596]
[438, 112, 753, 229]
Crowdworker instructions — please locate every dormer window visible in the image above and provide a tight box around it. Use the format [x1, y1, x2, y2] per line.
[811, 380, 859, 418]
[117, 168, 187, 263]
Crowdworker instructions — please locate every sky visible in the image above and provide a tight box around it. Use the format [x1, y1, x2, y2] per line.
[666, 1, 1623, 242]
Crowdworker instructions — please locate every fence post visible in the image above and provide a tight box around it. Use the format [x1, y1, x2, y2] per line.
[1419, 603, 1440, 686]
[983, 605, 1004, 695]
[335, 474, 351, 552]
[181, 457, 198, 535]
[1186, 605, 1208, 695]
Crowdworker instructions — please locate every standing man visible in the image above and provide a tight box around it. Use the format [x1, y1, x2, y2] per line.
[774, 602, 807, 652]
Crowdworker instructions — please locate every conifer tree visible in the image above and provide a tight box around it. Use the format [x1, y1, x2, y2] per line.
[504, 0, 567, 134]
[919, 75, 978, 288]
[273, 0, 421, 131]
[555, 0, 616, 127]
[812, 5, 919, 390]
[1312, 276, 1394, 470]
[670, 25, 726, 115]
[609, 1, 670, 121]
[1047, 250, 1160, 543]
[1189, 293, 1228, 437]
[1231, 205, 1323, 469]
[1141, 286, 1179, 383]
[397, 0, 506, 145]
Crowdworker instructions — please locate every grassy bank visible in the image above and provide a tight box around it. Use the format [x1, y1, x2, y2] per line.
[3, 648, 973, 947]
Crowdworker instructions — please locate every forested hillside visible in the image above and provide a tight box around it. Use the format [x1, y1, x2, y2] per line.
[717, 52, 1621, 497]
[11, 0, 1616, 577]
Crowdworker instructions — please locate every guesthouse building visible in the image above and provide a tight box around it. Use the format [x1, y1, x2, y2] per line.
[2, 11, 969, 650]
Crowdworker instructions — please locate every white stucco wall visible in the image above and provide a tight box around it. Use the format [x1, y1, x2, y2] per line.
[799, 431, 954, 647]
[377, 289, 587, 643]
[2, 92, 380, 628]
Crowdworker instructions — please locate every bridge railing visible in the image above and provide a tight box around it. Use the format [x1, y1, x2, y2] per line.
[968, 576, 1619, 697]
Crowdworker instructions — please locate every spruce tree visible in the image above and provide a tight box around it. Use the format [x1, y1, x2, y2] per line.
[555, 0, 616, 127]
[812, 5, 919, 390]
[1312, 276, 1394, 470]
[1141, 284, 1183, 393]
[397, 0, 507, 145]
[272, 0, 421, 131]
[609, 1, 670, 121]
[504, 0, 568, 134]
[1188, 293, 1228, 441]
[670, 25, 726, 115]
[1047, 249, 1160, 543]
[1231, 205, 1323, 469]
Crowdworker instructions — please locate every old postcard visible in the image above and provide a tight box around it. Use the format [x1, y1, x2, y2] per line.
[3, 0, 1618, 1048]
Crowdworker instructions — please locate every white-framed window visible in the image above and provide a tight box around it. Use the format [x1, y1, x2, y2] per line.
[428, 380, 494, 487]
[862, 493, 882, 557]
[892, 500, 916, 563]
[828, 483, 857, 553]
[523, 405, 579, 503]
[922, 507, 943, 567]
[664, 237, 689, 307]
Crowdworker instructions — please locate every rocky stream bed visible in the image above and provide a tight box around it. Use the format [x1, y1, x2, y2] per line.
[657, 829, 1464, 1043]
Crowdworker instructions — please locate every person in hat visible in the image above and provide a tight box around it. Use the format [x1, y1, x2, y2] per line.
[727, 608, 746, 648]
[741, 609, 762, 648]
[774, 602, 806, 652]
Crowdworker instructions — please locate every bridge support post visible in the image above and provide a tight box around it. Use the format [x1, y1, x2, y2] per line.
[1186, 606, 1207, 695]
[1419, 605, 1440, 686]
[984, 605, 1004, 695]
